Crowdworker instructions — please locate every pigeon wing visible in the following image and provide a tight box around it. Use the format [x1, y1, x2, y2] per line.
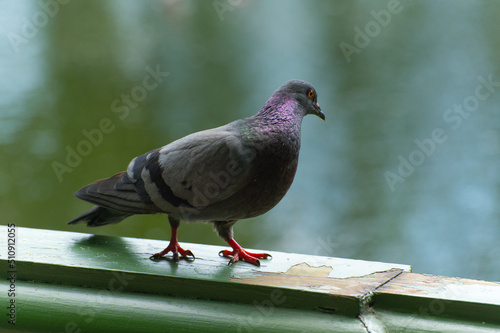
[127, 123, 257, 212]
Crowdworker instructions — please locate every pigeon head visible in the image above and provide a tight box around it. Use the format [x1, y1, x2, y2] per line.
[274, 80, 325, 121]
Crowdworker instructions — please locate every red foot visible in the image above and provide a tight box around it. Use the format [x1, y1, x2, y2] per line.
[150, 226, 194, 262]
[219, 238, 271, 267]
[150, 241, 195, 262]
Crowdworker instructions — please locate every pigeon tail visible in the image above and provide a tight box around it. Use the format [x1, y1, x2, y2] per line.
[68, 205, 132, 227]
[75, 171, 158, 215]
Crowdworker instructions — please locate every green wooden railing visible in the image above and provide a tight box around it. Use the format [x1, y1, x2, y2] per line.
[1, 226, 499, 332]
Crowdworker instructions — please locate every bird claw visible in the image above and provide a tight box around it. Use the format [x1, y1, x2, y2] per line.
[219, 250, 232, 257]
[150, 243, 195, 262]
[149, 253, 163, 260]
[219, 248, 271, 267]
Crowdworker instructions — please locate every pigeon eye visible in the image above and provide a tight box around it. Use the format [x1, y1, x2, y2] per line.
[307, 89, 315, 99]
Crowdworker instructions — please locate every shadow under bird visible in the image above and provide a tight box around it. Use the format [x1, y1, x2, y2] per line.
[69, 79, 324, 266]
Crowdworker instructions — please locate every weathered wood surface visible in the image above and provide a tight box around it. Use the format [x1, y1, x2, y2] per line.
[1, 226, 499, 332]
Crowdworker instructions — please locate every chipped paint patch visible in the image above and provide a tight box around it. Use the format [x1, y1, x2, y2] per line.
[377, 273, 500, 305]
[230, 268, 405, 297]
[284, 262, 333, 277]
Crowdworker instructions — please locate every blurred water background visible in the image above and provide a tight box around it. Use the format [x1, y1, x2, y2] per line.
[1, 0, 499, 281]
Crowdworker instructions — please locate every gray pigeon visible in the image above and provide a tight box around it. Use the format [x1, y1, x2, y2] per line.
[68, 79, 324, 266]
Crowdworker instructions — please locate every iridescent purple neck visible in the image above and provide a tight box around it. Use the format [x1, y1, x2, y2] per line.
[253, 94, 304, 126]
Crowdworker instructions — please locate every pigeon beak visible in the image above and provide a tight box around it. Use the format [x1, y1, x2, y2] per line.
[314, 102, 325, 121]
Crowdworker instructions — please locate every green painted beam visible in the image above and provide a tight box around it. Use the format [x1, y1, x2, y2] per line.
[5, 281, 365, 333]
[1, 226, 499, 332]
[1, 226, 410, 316]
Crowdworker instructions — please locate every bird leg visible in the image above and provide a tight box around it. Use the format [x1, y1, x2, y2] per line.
[150, 217, 194, 262]
[219, 238, 272, 267]
[214, 221, 271, 266]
